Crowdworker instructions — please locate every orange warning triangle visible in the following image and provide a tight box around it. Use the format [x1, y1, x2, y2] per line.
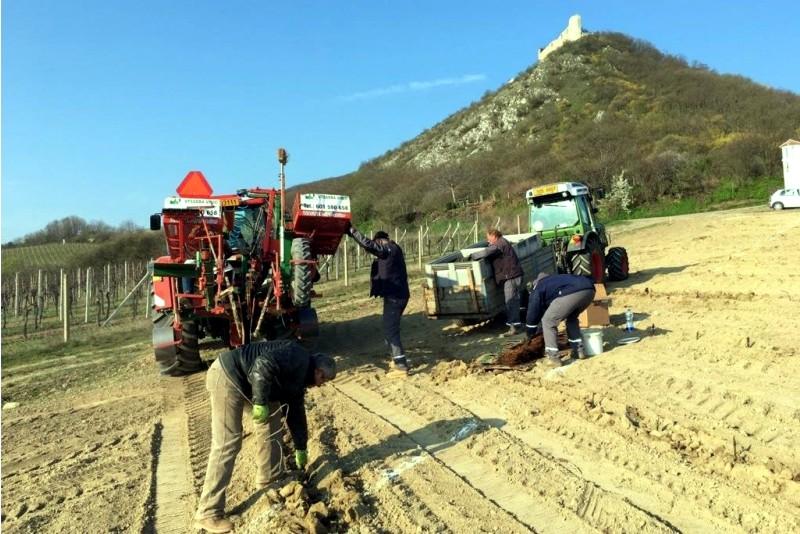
[176, 171, 213, 198]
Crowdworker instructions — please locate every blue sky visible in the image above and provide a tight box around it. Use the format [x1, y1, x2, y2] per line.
[3, 1, 799, 242]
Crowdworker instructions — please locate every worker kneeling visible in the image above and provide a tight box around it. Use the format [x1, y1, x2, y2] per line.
[525, 273, 595, 368]
[193, 340, 337, 533]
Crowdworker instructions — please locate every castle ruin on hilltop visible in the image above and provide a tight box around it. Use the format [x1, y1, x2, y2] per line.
[538, 15, 588, 61]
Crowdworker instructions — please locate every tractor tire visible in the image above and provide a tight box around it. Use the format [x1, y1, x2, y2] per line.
[571, 243, 605, 283]
[153, 312, 206, 377]
[606, 246, 630, 281]
[291, 238, 314, 308]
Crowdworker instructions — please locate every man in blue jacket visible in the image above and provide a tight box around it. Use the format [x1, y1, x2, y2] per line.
[525, 273, 596, 367]
[193, 340, 336, 533]
[347, 224, 412, 375]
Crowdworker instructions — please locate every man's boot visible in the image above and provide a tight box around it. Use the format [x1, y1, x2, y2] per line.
[193, 516, 233, 533]
[502, 324, 522, 337]
[387, 355, 411, 378]
[542, 349, 562, 368]
[570, 341, 587, 360]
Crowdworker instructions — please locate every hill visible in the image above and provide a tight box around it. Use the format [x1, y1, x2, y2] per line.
[296, 32, 800, 225]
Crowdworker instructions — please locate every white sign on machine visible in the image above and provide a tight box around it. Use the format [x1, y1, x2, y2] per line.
[298, 193, 351, 214]
[163, 196, 221, 217]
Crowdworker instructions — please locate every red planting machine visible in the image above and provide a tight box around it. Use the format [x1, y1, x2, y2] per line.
[148, 149, 350, 376]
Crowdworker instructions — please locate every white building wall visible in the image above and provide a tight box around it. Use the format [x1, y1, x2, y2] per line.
[538, 15, 584, 62]
[783, 143, 800, 189]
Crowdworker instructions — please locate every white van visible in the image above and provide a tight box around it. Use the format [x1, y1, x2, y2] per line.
[769, 188, 800, 210]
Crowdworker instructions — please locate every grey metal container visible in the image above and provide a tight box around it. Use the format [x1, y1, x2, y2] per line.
[422, 233, 556, 321]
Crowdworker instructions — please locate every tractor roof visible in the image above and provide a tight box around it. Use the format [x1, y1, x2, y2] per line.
[525, 182, 589, 202]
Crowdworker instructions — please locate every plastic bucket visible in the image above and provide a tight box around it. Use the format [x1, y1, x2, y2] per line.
[582, 329, 604, 356]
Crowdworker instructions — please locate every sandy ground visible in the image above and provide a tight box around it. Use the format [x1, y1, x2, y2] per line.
[2, 206, 799, 533]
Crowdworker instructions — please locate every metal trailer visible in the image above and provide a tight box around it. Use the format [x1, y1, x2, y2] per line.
[422, 233, 556, 322]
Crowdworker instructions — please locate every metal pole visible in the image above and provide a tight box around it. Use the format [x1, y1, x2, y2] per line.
[278, 148, 288, 269]
[14, 272, 19, 317]
[124, 261, 128, 295]
[343, 241, 349, 287]
[59, 268, 64, 320]
[102, 272, 149, 327]
[144, 280, 151, 319]
[474, 213, 479, 244]
[418, 227, 423, 270]
[85, 267, 92, 323]
[63, 272, 70, 342]
[516, 214, 521, 234]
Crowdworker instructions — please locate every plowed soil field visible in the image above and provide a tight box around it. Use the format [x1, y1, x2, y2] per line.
[3, 206, 799, 533]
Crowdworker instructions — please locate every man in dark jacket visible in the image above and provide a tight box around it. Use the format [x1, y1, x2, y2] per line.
[525, 273, 595, 367]
[470, 229, 525, 336]
[193, 341, 336, 533]
[347, 225, 412, 375]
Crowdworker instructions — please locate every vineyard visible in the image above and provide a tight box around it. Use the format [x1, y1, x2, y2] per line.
[0, 215, 528, 340]
[2, 243, 98, 273]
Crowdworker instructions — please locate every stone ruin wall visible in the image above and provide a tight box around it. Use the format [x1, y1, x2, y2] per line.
[538, 14, 585, 62]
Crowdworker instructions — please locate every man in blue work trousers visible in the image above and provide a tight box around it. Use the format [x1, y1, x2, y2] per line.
[525, 272, 596, 367]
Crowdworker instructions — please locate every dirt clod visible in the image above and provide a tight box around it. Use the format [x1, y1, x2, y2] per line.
[307, 501, 329, 519]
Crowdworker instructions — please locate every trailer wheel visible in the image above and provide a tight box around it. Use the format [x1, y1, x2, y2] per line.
[606, 247, 630, 281]
[153, 312, 206, 377]
[291, 238, 314, 308]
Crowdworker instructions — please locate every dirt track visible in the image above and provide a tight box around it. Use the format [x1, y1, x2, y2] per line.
[3, 206, 800, 532]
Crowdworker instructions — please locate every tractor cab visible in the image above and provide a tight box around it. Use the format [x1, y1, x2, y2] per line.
[525, 182, 628, 283]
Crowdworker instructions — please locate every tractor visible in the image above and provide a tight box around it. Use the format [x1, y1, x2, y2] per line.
[525, 182, 629, 283]
[148, 149, 350, 376]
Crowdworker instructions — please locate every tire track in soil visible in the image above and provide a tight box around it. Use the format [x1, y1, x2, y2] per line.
[183, 372, 212, 495]
[142, 371, 210, 533]
[144, 376, 196, 533]
[313, 385, 531, 533]
[432, 371, 800, 533]
[333, 375, 677, 533]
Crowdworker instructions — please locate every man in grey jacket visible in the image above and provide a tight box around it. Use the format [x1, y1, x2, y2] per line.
[470, 229, 525, 336]
[193, 341, 336, 533]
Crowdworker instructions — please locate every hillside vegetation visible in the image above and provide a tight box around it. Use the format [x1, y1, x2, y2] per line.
[297, 33, 800, 226]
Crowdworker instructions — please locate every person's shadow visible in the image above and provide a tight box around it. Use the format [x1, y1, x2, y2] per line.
[308, 416, 505, 484]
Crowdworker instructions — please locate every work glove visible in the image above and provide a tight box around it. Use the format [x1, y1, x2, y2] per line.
[295, 449, 308, 470]
[252, 404, 268, 425]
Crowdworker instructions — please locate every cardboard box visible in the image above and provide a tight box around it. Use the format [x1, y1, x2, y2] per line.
[579, 283, 611, 327]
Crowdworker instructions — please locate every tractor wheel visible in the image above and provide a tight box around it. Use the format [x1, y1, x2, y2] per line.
[153, 312, 206, 377]
[571, 243, 605, 283]
[291, 238, 314, 308]
[606, 246, 630, 281]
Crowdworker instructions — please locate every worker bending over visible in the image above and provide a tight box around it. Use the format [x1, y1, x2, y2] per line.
[525, 273, 595, 367]
[194, 340, 336, 533]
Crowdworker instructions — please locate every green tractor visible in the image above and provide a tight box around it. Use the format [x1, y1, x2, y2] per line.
[525, 182, 629, 283]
